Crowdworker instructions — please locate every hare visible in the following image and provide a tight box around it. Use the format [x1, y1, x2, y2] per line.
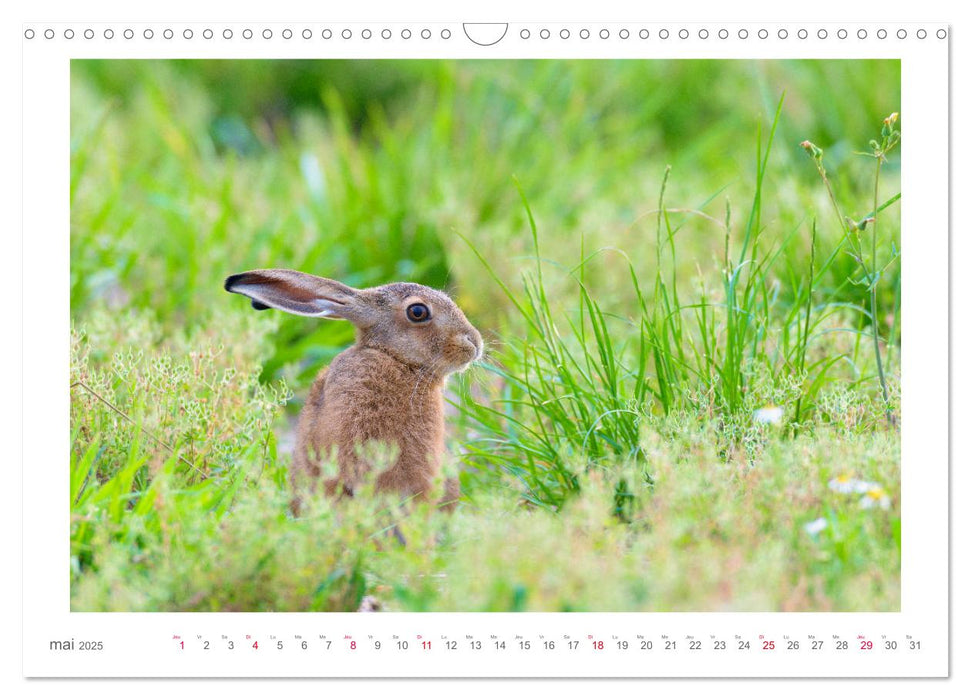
[224, 269, 482, 512]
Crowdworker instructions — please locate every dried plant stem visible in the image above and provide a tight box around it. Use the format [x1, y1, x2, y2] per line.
[801, 113, 899, 429]
[71, 380, 208, 477]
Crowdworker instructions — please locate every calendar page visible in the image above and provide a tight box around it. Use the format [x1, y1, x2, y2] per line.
[19, 3, 953, 684]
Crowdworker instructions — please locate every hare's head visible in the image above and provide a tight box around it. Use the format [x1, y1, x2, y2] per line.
[225, 269, 483, 377]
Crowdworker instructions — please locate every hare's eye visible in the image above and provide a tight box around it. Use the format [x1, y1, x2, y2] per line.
[406, 303, 431, 323]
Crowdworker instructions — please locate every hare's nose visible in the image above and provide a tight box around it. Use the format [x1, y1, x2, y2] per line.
[465, 331, 483, 358]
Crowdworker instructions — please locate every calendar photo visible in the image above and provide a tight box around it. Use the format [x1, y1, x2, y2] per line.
[67, 56, 904, 615]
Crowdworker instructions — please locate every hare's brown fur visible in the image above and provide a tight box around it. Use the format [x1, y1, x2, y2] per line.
[225, 270, 481, 511]
[294, 348, 445, 500]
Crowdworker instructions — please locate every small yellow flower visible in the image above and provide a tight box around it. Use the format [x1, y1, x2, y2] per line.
[828, 475, 892, 510]
[859, 487, 891, 511]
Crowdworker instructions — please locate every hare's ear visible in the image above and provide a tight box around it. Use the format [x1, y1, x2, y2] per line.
[224, 269, 361, 319]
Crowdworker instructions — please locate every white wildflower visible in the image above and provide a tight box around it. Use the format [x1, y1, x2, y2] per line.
[859, 487, 891, 511]
[753, 406, 784, 425]
[804, 517, 828, 536]
[828, 475, 880, 494]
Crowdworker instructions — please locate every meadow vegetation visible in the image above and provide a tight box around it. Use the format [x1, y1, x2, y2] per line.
[70, 59, 901, 611]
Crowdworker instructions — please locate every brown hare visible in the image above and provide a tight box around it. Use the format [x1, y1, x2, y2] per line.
[225, 269, 482, 512]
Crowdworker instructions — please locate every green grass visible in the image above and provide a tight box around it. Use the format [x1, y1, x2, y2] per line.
[70, 59, 901, 611]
